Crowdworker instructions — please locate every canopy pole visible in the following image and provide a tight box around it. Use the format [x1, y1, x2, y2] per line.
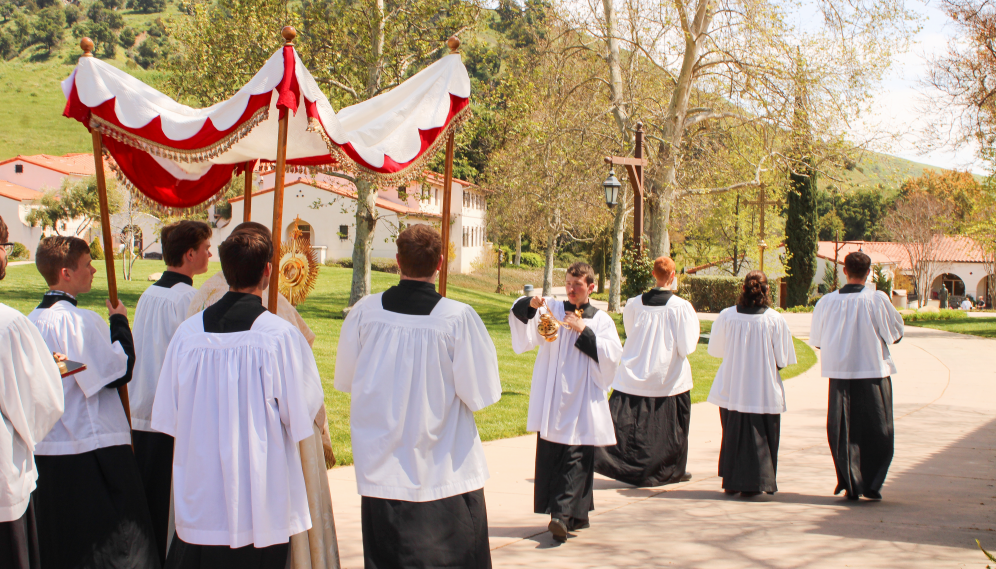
[438, 36, 461, 298]
[82, 37, 132, 432]
[243, 163, 253, 223]
[267, 27, 295, 315]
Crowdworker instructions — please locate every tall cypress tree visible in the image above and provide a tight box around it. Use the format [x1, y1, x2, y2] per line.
[784, 56, 818, 307]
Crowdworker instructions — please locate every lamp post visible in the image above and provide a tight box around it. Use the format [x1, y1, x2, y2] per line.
[604, 122, 648, 251]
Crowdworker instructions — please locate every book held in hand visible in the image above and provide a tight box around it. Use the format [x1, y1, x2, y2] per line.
[57, 359, 86, 378]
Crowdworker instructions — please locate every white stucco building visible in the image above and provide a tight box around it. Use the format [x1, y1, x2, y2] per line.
[221, 170, 490, 274]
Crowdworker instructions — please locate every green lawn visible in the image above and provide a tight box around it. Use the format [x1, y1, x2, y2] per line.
[906, 318, 996, 339]
[2, 260, 815, 466]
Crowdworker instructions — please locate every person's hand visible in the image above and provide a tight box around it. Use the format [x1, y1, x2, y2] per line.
[52, 352, 67, 362]
[564, 312, 586, 334]
[529, 295, 544, 309]
[107, 299, 127, 318]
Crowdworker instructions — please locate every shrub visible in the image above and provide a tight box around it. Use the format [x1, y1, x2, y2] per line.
[371, 257, 399, 274]
[620, 244, 654, 299]
[64, 4, 81, 25]
[873, 265, 892, 297]
[777, 305, 814, 313]
[518, 252, 544, 268]
[323, 258, 353, 268]
[8, 242, 29, 260]
[118, 26, 136, 48]
[89, 238, 104, 260]
[127, 0, 166, 13]
[902, 309, 968, 322]
[682, 275, 744, 313]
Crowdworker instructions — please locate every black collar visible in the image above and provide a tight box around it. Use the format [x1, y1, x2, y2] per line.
[736, 305, 767, 314]
[154, 270, 194, 289]
[642, 289, 674, 307]
[382, 279, 442, 316]
[38, 291, 78, 309]
[202, 292, 267, 333]
[564, 300, 598, 319]
[839, 284, 866, 294]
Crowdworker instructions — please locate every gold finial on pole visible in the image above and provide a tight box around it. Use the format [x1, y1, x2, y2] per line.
[282, 26, 297, 45]
[80, 37, 94, 57]
[447, 35, 461, 54]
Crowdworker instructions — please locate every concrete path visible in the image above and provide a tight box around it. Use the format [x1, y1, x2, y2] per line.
[325, 314, 996, 568]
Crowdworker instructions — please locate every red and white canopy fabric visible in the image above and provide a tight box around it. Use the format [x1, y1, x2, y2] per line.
[62, 45, 471, 210]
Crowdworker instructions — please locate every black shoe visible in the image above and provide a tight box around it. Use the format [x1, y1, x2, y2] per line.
[679, 472, 693, 482]
[765, 491, 775, 495]
[865, 489, 882, 501]
[548, 518, 568, 543]
[724, 489, 738, 495]
[740, 491, 761, 498]
[570, 519, 590, 531]
[844, 491, 860, 501]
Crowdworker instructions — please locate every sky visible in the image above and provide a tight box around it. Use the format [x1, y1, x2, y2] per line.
[851, 0, 986, 173]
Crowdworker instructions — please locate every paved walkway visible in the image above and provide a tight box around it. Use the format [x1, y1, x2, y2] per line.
[325, 314, 996, 568]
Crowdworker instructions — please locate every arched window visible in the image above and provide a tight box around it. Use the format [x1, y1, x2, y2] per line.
[940, 273, 966, 296]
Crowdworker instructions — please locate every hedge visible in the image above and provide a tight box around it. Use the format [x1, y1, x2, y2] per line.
[902, 309, 969, 322]
[323, 257, 398, 273]
[518, 252, 544, 268]
[681, 275, 744, 313]
[8, 242, 29, 260]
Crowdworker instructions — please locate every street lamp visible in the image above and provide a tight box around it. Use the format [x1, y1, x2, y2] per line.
[602, 169, 621, 208]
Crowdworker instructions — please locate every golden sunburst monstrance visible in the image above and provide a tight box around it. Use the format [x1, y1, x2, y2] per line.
[278, 217, 320, 306]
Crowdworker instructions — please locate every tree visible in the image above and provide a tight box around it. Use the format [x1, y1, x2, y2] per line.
[128, 0, 166, 13]
[25, 176, 123, 237]
[900, 169, 984, 231]
[119, 26, 136, 48]
[816, 187, 897, 241]
[29, 5, 64, 54]
[784, 63, 818, 307]
[882, 192, 954, 308]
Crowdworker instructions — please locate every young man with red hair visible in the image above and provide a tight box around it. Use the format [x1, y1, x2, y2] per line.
[595, 256, 700, 488]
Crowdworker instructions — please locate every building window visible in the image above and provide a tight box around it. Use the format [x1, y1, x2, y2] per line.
[14, 164, 23, 173]
[338, 225, 349, 241]
[463, 227, 468, 247]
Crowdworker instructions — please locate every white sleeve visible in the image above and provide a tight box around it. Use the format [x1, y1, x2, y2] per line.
[677, 302, 700, 358]
[333, 301, 363, 394]
[809, 297, 825, 348]
[707, 311, 727, 358]
[589, 314, 623, 390]
[452, 307, 502, 412]
[277, 328, 325, 443]
[76, 313, 128, 398]
[150, 331, 181, 437]
[773, 315, 798, 370]
[872, 291, 904, 344]
[508, 296, 544, 354]
[622, 298, 638, 340]
[0, 315, 65, 451]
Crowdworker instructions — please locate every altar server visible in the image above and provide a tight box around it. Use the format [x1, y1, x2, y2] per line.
[595, 256, 699, 487]
[131, 220, 212, 564]
[0, 216, 65, 569]
[810, 251, 903, 501]
[509, 262, 622, 543]
[335, 225, 501, 568]
[152, 226, 325, 569]
[707, 271, 796, 496]
[28, 236, 161, 569]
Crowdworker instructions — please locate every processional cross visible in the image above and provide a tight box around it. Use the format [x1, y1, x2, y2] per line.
[745, 184, 783, 273]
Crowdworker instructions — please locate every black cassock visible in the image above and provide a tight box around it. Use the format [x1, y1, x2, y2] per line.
[534, 435, 595, 530]
[0, 497, 40, 569]
[827, 377, 894, 499]
[717, 409, 780, 494]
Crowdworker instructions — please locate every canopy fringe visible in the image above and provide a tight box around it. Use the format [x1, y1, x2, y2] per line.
[90, 106, 270, 164]
[306, 104, 471, 186]
[103, 148, 229, 216]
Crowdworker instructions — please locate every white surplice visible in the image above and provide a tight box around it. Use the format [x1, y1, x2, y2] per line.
[707, 307, 797, 414]
[809, 287, 904, 379]
[509, 297, 622, 446]
[130, 280, 196, 432]
[151, 311, 324, 548]
[334, 293, 502, 502]
[28, 301, 131, 455]
[0, 304, 64, 522]
[613, 294, 700, 397]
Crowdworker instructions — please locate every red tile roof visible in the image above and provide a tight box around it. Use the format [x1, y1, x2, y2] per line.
[229, 179, 439, 218]
[0, 153, 105, 176]
[817, 237, 984, 269]
[0, 181, 43, 202]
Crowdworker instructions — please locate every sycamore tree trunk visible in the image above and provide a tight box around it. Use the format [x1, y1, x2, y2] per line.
[542, 231, 557, 297]
[349, 179, 379, 307]
[608, 192, 627, 311]
[603, 0, 630, 312]
[645, 191, 671, 259]
[515, 233, 522, 266]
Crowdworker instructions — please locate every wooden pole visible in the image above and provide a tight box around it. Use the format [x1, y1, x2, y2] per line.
[633, 122, 644, 252]
[438, 36, 461, 298]
[81, 38, 132, 430]
[267, 27, 295, 315]
[243, 163, 253, 223]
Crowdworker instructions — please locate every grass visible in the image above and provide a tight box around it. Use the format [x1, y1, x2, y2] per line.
[905, 317, 996, 339]
[2, 260, 816, 466]
[901, 309, 970, 322]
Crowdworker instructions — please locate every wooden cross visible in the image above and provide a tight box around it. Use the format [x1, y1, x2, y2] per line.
[745, 184, 782, 273]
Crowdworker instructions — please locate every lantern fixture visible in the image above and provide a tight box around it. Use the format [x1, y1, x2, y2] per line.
[602, 169, 621, 208]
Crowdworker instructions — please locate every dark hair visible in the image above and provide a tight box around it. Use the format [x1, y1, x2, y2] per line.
[230, 222, 271, 240]
[219, 227, 272, 289]
[566, 262, 596, 286]
[35, 236, 91, 286]
[161, 220, 212, 267]
[396, 224, 442, 278]
[844, 251, 871, 280]
[737, 270, 772, 309]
